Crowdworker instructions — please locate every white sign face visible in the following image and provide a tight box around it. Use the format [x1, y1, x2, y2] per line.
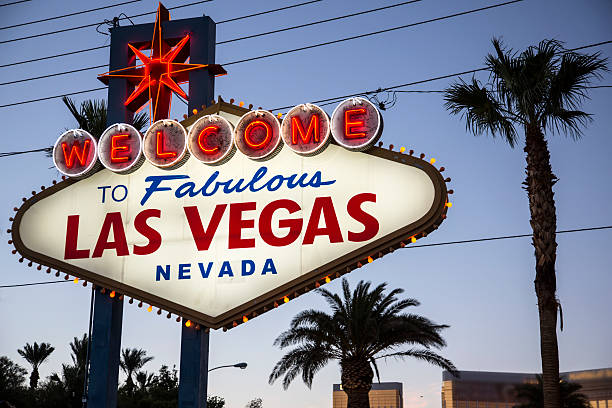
[14, 109, 449, 329]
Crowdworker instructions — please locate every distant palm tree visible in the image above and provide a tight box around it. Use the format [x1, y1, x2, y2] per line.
[17, 342, 55, 389]
[444, 38, 607, 408]
[135, 370, 154, 392]
[515, 375, 590, 408]
[269, 279, 457, 408]
[120, 348, 153, 394]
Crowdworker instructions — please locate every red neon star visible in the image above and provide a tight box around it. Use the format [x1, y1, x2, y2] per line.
[98, 3, 226, 122]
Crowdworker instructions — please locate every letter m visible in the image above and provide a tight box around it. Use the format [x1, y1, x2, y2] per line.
[156, 265, 170, 281]
[291, 115, 319, 144]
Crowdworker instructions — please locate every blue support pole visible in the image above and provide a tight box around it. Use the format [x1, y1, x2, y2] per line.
[178, 326, 210, 408]
[86, 288, 123, 408]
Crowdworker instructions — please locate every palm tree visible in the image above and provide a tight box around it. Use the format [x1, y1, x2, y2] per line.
[135, 370, 154, 393]
[120, 348, 153, 395]
[515, 375, 590, 408]
[444, 38, 607, 408]
[269, 279, 457, 408]
[61, 96, 149, 139]
[17, 341, 55, 389]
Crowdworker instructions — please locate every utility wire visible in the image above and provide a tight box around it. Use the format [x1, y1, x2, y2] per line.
[0, 0, 323, 45]
[0, 280, 70, 289]
[216, 0, 321, 24]
[0, 0, 322, 68]
[0, 39, 610, 110]
[0, 0, 31, 7]
[0, 0, 214, 44]
[0, 0, 142, 30]
[2, 225, 611, 289]
[217, 0, 422, 45]
[222, 0, 525, 66]
[0, 0, 521, 87]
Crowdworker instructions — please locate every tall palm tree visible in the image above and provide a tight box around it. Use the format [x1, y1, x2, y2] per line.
[120, 348, 153, 395]
[444, 38, 607, 408]
[17, 341, 55, 389]
[269, 279, 457, 408]
[514, 375, 590, 408]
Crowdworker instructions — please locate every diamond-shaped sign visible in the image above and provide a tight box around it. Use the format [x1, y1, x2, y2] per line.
[11, 102, 449, 330]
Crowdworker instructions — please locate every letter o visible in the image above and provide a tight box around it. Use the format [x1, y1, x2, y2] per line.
[234, 110, 282, 160]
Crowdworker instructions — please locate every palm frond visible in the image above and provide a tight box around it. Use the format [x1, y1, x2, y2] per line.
[445, 78, 519, 147]
[376, 348, 459, 377]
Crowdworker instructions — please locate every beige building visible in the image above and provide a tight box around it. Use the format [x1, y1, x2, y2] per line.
[333, 382, 403, 408]
[441, 368, 612, 408]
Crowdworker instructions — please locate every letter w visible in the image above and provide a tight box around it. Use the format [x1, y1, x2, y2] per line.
[62, 140, 91, 168]
[184, 205, 227, 251]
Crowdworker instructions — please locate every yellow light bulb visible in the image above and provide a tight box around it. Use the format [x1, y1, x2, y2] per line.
[239, 101, 245, 107]
[446, 202, 453, 208]
[242, 316, 248, 323]
[185, 320, 191, 327]
[73, 278, 79, 284]
[324, 276, 331, 283]
[110, 290, 116, 298]
[411, 236, 417, 243]
[147, 305, 152, 312]
[283, 296, 289, 303]
[367, 256, 373, 263]
[399, 147, 406, 153]
[430, 158, 436, 164]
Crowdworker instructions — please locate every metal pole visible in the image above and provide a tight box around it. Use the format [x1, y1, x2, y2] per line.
[82, 285, 95, 408]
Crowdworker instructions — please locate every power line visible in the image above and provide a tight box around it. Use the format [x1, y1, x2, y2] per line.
[223, 0, 525, 66]
[0, 0, 31, 7]
[0, 0, 142, 31]
[0, 38, 610, 110]
[217, 0, 422, 45]
[0, 0, 522, 87]
[0, 0, 323, 46]
[0, 86, 107, 109]
[403, 225, 612, 249]
[269, 40, 612, 111]
[0, 0, 214, 44]
[0, 147, 50, 158]
[2, 225, 610, 289]
[216, 0, 322, 24]
[0, 280, 70, 288]
[0, 0, 322, 68]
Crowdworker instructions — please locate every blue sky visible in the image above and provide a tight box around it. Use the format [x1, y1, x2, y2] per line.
[1, 0, 611, 407]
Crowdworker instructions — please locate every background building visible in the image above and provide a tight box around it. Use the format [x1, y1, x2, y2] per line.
[333, 382, 403, 408]
[441, 368, 612, 408]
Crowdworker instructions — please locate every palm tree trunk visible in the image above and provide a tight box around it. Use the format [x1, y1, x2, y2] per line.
[345, 389, 371, 408]
[30, 367, 39, 389]
[524, 123, 561, 408]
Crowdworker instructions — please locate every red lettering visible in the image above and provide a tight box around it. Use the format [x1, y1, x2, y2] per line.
[259, 199, 303, 247]
[62, 140, 91, 168]
[64, 215, 90, 259]
[197, 125, 220, 154]
[345, 108, 367, 139]
[184, 205, 227, 251]
[156, 130, 177, 158]
[347, 193, 379, 242]
[303, 197, 343, 244]
[244, 120, 272, 149]
[92, 212, 129, 258]
[133, 209, 162, 255]
[229, 202, 256, 249]
[291, 115, 319, 145]
[110, 134, 130, 163]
